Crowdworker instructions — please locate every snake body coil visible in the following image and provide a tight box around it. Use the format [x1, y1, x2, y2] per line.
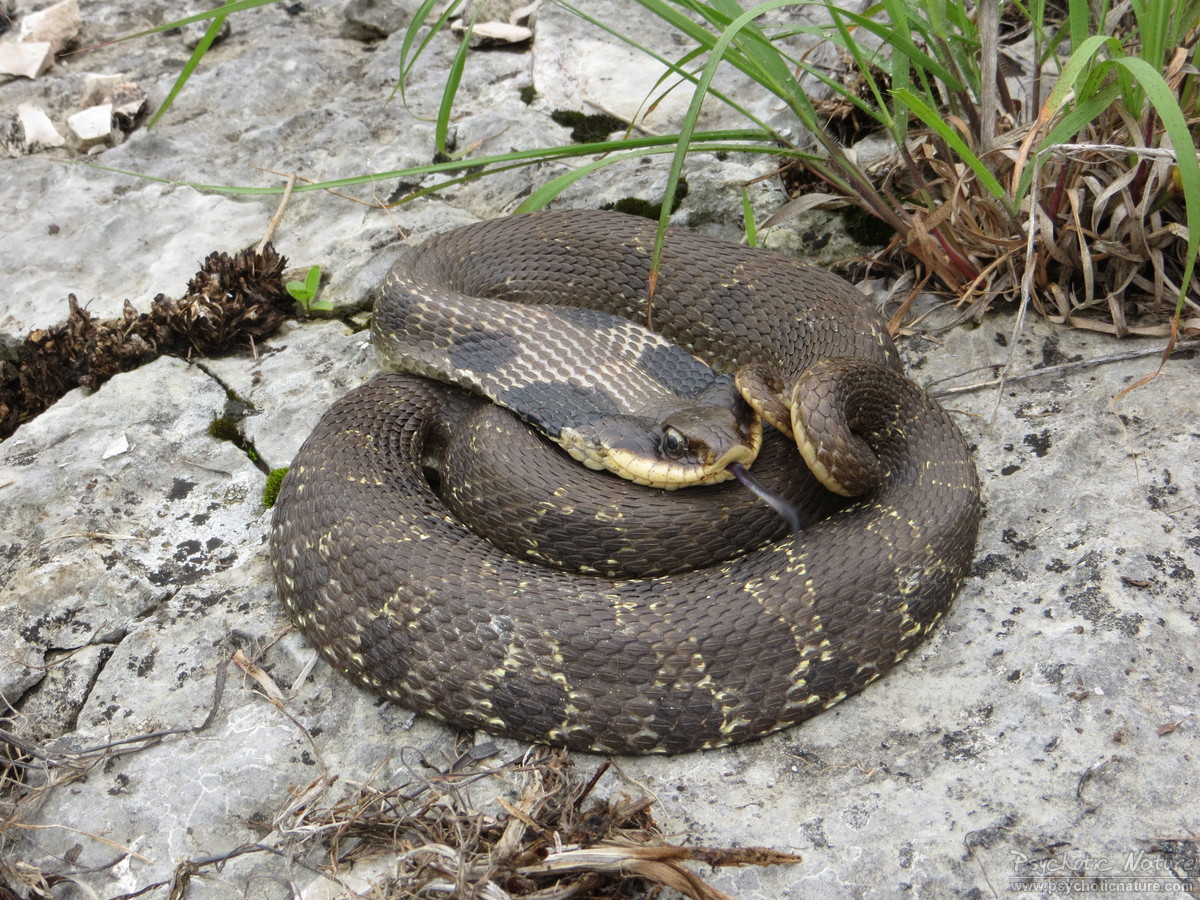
[271, 210, 980, 754]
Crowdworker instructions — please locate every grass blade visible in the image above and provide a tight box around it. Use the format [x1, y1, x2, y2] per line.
[742, 186, 758, 246]
[1109, 55, 1200, 314]
[434, 11, 479, 157]
[820, 3, 966, 93]
[148, 0, 237, 128]
[84, 129, 773, 196]
[1013, 81, 1122, 201]
[649, 0, 811, 295]
[393, 0, 467, 109]
[107, 0, 280, 43]
[514, 141, 811, 213]
[893, 87, 1009, 204]
[825, 3, 896, 134]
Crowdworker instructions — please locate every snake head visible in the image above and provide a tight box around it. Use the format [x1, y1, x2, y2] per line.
[558, 387, 762, 489]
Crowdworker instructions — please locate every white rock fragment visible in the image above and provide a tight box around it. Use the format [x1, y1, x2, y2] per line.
[81, 73, 126, 107]
[101, 432, 129, 460]
[0, 40, 53, 78]
[451, 20, 533, 45]
[19, 0, 81, 54]
[450, 0, 536, 46]
[510, 1, 539, 25]
[18, 103, 66, 150]
[0, 0, 81, 79]
[79, 75, 148, 131]
[67, 103, 114, 149]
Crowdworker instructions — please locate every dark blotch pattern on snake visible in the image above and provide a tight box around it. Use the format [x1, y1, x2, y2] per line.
[270, 210, 981, 754]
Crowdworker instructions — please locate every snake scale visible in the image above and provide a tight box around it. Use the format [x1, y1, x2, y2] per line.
[270, 210, 980, 754]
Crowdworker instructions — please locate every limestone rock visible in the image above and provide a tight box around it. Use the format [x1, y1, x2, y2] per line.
[80, 72, 125, 107]
[66, 102, 114, 149]
[18, 0, 79, 53]
[341, 0, 411, 41]
[0, 38, 50, 77]
[1, 0, 1198, 897]
[17, 102, 64, 149]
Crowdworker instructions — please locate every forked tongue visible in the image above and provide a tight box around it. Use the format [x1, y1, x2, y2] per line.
[728, 462, 803, 533]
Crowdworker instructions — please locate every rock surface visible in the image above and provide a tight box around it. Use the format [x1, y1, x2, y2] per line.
[2, 0, 1198, 898]
[18, 0, 80, 52]
[17, 102, 64, 149]
[0, 39, 52, 79]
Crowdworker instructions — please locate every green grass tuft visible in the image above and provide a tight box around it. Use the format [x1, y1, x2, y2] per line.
[112, 0, 1200, 337]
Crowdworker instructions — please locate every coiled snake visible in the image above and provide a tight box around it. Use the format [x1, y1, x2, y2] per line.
[270, 210, 980, 754]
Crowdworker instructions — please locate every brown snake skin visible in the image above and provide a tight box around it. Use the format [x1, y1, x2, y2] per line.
[270, 210, 981, 754]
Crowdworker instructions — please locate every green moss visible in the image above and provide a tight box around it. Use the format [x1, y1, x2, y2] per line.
[208, 416, 241, 443]
[209, 414, 262, 466]
[601, 198, 661, 219]
[387, 181, 421, 204]
[600, 179, 689, 220]
[262, 467, 289, 508]
[549, 109, 627, 144]
[519, 85, 537, 104]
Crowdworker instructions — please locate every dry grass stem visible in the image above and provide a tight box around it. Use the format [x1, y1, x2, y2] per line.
[3, 702, 802, 899]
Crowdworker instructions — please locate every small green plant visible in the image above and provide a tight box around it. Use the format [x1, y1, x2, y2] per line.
[263, 467, 288, 508]
[286, 265, 331, 314]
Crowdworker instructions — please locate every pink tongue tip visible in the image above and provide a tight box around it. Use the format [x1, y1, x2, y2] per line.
[728, 462, 803, 533]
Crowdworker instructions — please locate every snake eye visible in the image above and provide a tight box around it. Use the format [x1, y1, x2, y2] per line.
[661, 426, 688, 459]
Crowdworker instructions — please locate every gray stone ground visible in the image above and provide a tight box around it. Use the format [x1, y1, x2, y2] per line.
[2, 1, 1198, 897]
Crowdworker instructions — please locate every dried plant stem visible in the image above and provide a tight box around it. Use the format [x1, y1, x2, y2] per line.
[256, 172, 296, 254]
[931, 339, 1200, 398]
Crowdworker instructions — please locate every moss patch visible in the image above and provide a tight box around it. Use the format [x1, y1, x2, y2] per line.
[600, 179, 689, 220]
[207, 413, 266, 472]
[549, 109, 627, 144]
[262, 467, 289, 508]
